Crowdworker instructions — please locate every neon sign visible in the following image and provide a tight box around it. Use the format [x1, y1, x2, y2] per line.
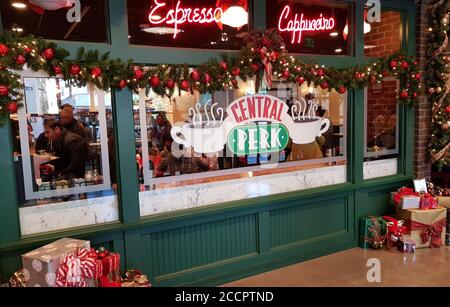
[148, 0, 223, 38]
[277, 5, 335, 44]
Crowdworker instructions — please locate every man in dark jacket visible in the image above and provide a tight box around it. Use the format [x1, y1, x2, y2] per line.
[59, 103, 89, 141]
[42, 119, 88, 179]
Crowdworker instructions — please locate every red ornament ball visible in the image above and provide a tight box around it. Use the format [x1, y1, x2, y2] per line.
[355, 72, 363, 80]
[91, 67, 102, 78]
[231, 79, 238, 87]
[269, 51, 279, 62]
[150, 75, 161, 88]
[337, 86, 346, 94]
[203, 73, 212, 84]
[0, 43, 9, 56]
[317, 68, 325, 77]
[415, 73, 421, 80]
[389, 60, 398, 69]
[401, 61, 409, 70]
[0, 85, 9, 96]
[133, 68, 144, 80]
[6, 102, 18, 114]
[400, 90, 409, 99]
[24, 46, 32, 53]
[231, 67, 240, 76]
[15, 55, 26, 65]
[251, 63, 260, 73]
[165, 78, 175, 89]
[190, 70, 200, 81]
[43, 48, 55, 60]
[53, 66, 62, 75]
[445, 106, 450, 113]
[412, 92, 418, 98]
[320, 81, 329, 89]
[70, 64, 80, 75]
[180, 80, 190, 91]
[281, 70, 290, 79]
[117, 79, 127, 89]
[219, 62, 228, 71]
[296, 76, 305, 85]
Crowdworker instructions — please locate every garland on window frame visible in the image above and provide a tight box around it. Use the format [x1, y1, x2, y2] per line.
[0, 28, 420, 116]
[427, 0, 450, 171]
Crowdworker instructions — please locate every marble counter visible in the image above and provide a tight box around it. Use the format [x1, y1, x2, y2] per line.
[140, 164, 347, 216]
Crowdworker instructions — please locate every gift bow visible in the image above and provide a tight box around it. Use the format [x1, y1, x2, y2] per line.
[411, 218, 446, 247]
[383, 216, 407, 237]
[393, 187, 420, 205]
[55, 248, 98, 287]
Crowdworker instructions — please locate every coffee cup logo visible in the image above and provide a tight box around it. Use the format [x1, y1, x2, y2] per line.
[288, 98, 330, 144]
[171, 100, 226, 153]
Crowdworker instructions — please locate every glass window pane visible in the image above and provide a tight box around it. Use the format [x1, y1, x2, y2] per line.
[12, 77, 117, 215]
[127, 0, 250, 49]
[0, 0, 108, 43]
[365, 10, 402, 57]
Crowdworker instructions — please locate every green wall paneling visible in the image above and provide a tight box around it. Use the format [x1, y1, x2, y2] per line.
[270, 198, 349, 248]
[141, 214, 257, 278]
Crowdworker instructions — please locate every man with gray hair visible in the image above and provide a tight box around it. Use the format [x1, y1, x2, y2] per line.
[59, 103, 89, 141]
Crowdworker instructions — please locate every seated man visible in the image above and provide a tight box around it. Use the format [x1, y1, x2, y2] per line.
[40, 119, 89, 180]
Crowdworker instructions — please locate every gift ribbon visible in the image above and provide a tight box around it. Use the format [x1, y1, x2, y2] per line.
[383, 216, 407, 237]
[393, 187, 420, 205]
[259, 47, 273, 89]
[410, 218, 446, 247]
[363, 216, 387, 248]
[55, 248, 98, 287]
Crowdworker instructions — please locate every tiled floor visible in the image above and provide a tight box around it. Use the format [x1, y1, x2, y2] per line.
[222, 247, 450, 287]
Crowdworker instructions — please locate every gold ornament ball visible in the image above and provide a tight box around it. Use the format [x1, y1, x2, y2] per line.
[442, 16, 449, 25]
[442, 122, 449, 130]
[436, 86, 443, 94]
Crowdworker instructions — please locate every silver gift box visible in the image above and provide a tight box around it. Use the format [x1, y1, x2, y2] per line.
[21, 238, 90, 287]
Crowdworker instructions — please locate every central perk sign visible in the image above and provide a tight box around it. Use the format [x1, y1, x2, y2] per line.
[171, 94, 330, 156]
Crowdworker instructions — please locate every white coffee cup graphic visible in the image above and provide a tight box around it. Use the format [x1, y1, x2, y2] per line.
[288, 99, 331, 144]
[171, 101, 226, 153]
[171, 122, 226, 153]
[288, 117, 330, 144]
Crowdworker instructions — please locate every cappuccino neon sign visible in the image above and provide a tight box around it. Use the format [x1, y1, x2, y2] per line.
[148, 0, 223, 38]
[278, 5, 336, 44]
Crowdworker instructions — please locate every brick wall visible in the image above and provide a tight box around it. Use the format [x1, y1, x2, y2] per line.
[414, 1, 432, 179]
[367, 80, 398, 146]
[365, 11, 401, 58]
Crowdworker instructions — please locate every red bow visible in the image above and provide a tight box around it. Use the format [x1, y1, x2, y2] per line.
[411, 218, 446, 247]
[55, 248, 100, 287]
[393, 187, 420, 205]
[383, 216, 407, 237]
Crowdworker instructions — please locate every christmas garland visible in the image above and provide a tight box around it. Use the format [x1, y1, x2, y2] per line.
[427, 0, 450, 170]
[0, 28, 420, 116]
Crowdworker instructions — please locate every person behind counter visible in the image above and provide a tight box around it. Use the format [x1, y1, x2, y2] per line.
[59, 103, 90, 141]
[40, 119, 88, 179]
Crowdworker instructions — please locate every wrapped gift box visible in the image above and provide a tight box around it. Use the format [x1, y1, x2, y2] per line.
[438, 198, 450, 246]
[359, 216, 387, 249]
[396, 206, 447, 249]
[21, 238, 90, 287]
[400, 196, 421, 209]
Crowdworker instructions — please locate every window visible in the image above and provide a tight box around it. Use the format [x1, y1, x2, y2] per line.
[266, 0, 351, 55]
[134, 71, 347, 202]
[365, 10, 402, 57]
[11, 71, 117, 214]
[127, 0, 250, 50]
[0, 0, 108, 43]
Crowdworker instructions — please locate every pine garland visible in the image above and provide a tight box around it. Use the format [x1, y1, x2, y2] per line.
[427, 0, 450, 170]
[0, 28, 420, 116]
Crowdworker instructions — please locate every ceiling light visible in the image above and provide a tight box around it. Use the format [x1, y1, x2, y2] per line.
[329, 31, 339, 37]
[335, 48, 342, 53]
[221, 6, 248, 28]
[12, 2, 27, 9]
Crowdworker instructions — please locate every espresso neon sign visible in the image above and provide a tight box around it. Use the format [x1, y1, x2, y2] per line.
[148, 0, 223, 38]
[278, 5, 336, 44]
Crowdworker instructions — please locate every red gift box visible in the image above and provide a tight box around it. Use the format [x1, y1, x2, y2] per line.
[420, 193, 439, 210]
